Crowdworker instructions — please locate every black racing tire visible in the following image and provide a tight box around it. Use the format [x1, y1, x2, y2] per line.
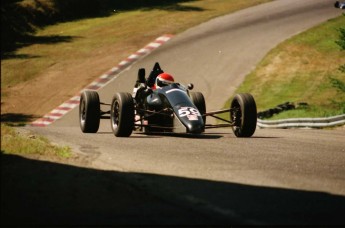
[230, 93, 257, 137]
[110, 92, 135, 137]
[190, 92, 206, 124]
[79, 90, 100, 133]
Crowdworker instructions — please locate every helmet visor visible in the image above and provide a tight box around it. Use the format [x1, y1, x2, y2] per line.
[157, 78, 173, 87]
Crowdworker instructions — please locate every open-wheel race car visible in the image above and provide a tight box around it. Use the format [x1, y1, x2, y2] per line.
[335, 1, 345, 9]
[79, 62, 257, 137]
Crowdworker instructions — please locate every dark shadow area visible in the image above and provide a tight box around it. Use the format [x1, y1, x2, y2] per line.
[1, 53, 40, 60]
[1, 153, 344, 226]
[2, 35, 77, 60]
[251, 136, 281, 139]
[1, 113, 39, 126]
[1, 0, 202, 57]
[95, 132, 164, 139]
[96, 131, 222, 139]
[111, 0, 202, 12]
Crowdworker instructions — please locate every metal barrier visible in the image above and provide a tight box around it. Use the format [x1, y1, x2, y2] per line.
[257, 114, 345, 129]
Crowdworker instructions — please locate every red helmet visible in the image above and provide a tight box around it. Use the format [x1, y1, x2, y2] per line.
[155, 73, 174, 89]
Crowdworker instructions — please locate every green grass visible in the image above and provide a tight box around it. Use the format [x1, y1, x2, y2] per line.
[1, 124, 72, 158]
[1, 0, 271, 93]
[221, 16, 345, 120]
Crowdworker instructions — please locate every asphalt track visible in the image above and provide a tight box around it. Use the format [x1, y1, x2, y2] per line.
[27, 0, 344, 225]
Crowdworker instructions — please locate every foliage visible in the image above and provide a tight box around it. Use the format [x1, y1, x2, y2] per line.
[329, 77, 345, 113]
[330, 77, 345, 93]
[335, 14, 345, 72]
[339, 64, 345, 73]
[336, 28, 345, 50]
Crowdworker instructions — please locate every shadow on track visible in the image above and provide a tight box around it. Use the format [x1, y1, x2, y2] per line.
[1, 153, 344, 226]
[1, 113, 39, 126]
[95, 130, 224, 139]
[139, 132, 223, 139]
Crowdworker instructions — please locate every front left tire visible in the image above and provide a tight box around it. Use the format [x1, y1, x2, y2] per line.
[110, 92, 135, 137]
[79, 90, 100, 133]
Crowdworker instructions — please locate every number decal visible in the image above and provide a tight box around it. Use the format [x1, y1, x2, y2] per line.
[178, 107, 201, 119]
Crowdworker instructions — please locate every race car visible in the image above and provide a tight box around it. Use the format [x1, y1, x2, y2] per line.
[335, 1, 345, 9]
[79, 62, 257, 137]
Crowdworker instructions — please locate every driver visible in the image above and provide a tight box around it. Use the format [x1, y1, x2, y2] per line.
[154, 73, 174, 89]
[145, 72, 174, 107]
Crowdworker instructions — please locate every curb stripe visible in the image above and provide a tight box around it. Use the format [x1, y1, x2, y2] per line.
[31, 34, 174, 127]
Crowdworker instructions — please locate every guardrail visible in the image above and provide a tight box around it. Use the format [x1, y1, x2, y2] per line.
[257, 114, 345, 129]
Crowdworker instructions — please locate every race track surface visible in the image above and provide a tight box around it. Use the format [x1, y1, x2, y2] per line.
[24, 0, 344, 225]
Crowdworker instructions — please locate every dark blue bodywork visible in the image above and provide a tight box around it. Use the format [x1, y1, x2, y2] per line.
[147, 83, 204, 133]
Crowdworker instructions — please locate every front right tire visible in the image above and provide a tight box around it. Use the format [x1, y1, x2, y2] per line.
[190, 92, 206, 124]
[230, 93, 257, 137]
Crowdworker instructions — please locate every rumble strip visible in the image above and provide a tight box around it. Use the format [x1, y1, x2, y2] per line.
[31, 34, 174, 127]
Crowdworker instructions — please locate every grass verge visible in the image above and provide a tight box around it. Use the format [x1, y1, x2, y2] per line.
[222, 15, 345, 120]
[1, 124, 71, 159]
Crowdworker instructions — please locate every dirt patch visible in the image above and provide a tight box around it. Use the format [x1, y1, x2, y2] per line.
[1, 43, 137, 121]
